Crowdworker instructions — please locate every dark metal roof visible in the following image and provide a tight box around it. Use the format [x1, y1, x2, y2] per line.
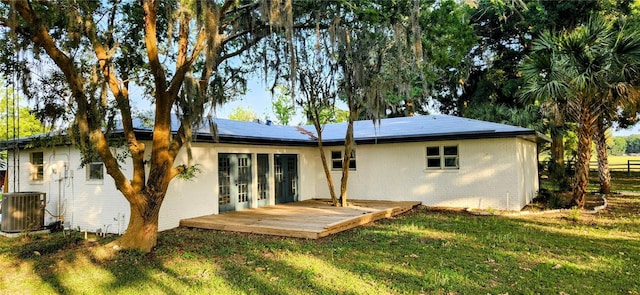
[0, 115, 550, 149]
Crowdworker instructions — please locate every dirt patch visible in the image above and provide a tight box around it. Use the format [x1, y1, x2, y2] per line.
[598, 194, 640, 217]
[524, 191, 605, 211]
[509, 193, 640, 229]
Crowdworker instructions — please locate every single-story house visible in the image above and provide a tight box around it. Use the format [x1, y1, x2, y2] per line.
[1, 115, 548, 234]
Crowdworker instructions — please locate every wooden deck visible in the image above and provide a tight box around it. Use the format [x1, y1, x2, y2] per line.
[179, 199, 421, 239]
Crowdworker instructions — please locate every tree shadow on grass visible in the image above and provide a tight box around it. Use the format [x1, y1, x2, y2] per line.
[2, 233, 199, 294]
[332, 207, 640, 294]
[6, 234, 87, 294]
[2, 203, 639, 294]
[156, 228, 358, 294]
[216, 250, 347, 294]
[207, 206, 640, 294]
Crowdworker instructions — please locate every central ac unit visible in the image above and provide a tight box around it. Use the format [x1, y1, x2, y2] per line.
[1, 192, 46, 233]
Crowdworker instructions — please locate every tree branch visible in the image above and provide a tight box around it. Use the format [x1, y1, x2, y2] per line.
[141, 0, 167, 94]
[80, 2, 147, 192]
[166, 27, 207, 99]
[12, 0, 135, 198]
[169, 123, 187, 159]
[0, 18, 33, 37]
[219, 32, 268, 64]
[167, 165, 187, 182]
[220, 0, 238, 15]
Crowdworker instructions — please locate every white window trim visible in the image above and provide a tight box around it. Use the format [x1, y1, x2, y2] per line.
[86, 162, 105, 183]
[331, 150, 356, 171]
[30, 151, 45, 182]
[425, 145, 459, 170]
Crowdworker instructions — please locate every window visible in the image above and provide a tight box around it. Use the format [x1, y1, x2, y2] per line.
[331, 150, 356, 170]
[30, 152, 44, 181]
[257, 154, 269, 201]
[331, 151, 342, 169]
[87, 162, 104, 180]
[426, 145, 458, 169]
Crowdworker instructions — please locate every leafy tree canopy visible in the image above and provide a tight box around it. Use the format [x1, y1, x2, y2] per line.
[0, 84, 45, 140]
[271, 85, 296, 125]
[228, 106, 258, 122]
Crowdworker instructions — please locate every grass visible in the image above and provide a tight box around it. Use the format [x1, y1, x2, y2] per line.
[540, 154, 640, 172]
[575, 171, 640, 193]
[603, 155, 640, 172]
[1, 177, 639, 294]
[588, 171, 640, 192]
[607, 155, 640, 165]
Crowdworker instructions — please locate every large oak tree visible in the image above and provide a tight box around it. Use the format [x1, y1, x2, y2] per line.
[0, 0, 317, 252]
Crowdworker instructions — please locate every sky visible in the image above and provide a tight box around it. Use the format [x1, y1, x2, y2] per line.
[215, 79, 307, 126]
[130, 77, 307, 126]
[613, 123, 640, 136]
[25, 73, 635, 136]
[214, 79, 640, 136]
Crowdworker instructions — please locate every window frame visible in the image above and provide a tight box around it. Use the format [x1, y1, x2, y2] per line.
[30, 151, 44, 181]
[86, 162, 105, 181]
[425, 145, 459, 170]
[331, 149, 356, 171]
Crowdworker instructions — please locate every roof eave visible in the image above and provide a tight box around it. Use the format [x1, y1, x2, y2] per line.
[321, 130, 546, 146]
[0, 127, 550, 150]
[517, 131, 551, 144]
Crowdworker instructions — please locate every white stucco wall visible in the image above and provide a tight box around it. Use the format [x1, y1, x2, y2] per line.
[516, 138, 540, 208]
[6, 146, 131, 234]
[159, 143, 319, 231]
[4, 136, 539, 234]
[315, 138, 538, 211]
[6, 143, 319, 233]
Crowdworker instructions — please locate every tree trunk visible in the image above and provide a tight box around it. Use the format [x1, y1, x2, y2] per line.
[594, 119, 611, 194]
[339, 110, 356, 207]
[109, 192, 163, 252]
[549, 124, 568, 190]
[107, 131, 174, 252]
[319, 141, 338, 206]
[312, 117, 338, 205]
[572, 109, 596, 208]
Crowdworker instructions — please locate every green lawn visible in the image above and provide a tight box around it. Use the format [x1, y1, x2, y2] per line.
[589, 171, 640, 192]
[603, 155, 640, 172]
[1, 176, 639, 294]
[540, 154, 640, 172]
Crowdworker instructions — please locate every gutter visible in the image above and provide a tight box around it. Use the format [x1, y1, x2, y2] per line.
[0, 128, 550, 150]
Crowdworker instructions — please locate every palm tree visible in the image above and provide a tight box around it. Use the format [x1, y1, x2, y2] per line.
[521, 15, 640, 207]
[592, 19, 640, 194]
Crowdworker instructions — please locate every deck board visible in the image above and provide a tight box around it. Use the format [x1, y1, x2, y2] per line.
[179, 199, 421, 239]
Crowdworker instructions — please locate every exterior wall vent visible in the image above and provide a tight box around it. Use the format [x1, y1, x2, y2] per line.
[1, 192, 46, 233]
